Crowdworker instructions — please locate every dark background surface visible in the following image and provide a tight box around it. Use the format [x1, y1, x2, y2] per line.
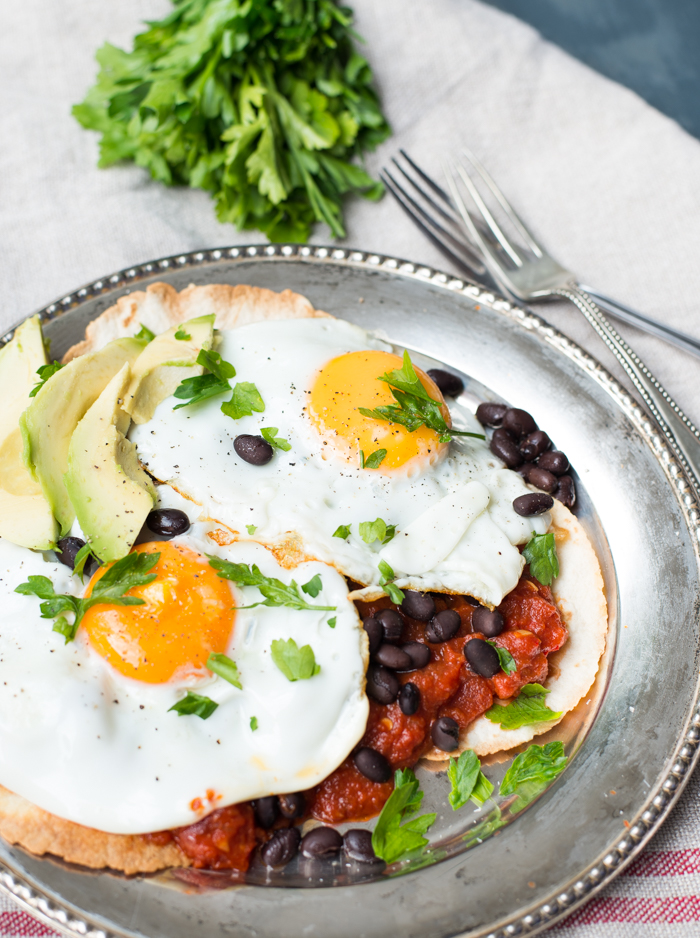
[484, 0, 700, 138]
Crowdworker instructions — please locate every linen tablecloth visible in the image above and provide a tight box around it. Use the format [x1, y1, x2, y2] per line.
[3, 0, 700, 934]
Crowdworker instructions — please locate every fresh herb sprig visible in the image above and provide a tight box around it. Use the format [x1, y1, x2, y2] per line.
[378, 559, 404, 605]
[447, 749, 494, 810]
[484, 683, 562, 730]
[372, 768, 436, 864]
[486, 640, 517, 675]
[207, 652, 242, 689]
[359, 352, 485, 444]
[523, 532, 559, 586]
[16, 551, 160, 643]
[72, 0, 390, 242]
[500, 741, 567, 812]
[29, 361, 65, 398]
[271, 637, 320, 681]
[359, 518, 396, 546]
[173, 348, 266, 421]
[207, 557, 336, 611]
[261, 427, 291, 451]
[169, 691, 218, 719]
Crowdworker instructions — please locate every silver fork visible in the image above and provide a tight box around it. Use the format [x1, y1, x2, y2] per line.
[382, 149, 700, 491]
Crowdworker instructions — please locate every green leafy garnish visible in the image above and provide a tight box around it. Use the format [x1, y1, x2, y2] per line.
[333, 524, 351, 540]
[327, 616, 336, 628]
[363, 448, 387, 469]
[447, 749, 494, 810]
[15, 551, 160, 643]
[72, 0, 390, 243]
[463, 806, 506, 847]
[372, 768, 436, 864]
[484, 683, 563, 730]
[221, 382, 265, 420]
[378, 559, 405, 605]
[250, 716, 258, 731]
[500, 741, 567, 812]
[169, 691, 218, 719]
[207, 557, 335, 611]
[271, 637, 320, 682]
[135, 323, 155, 342]
[359, 518, 396, 546]
[486, 640, 517, 675]
[359, 351, 485, 444]
[207, 652, 242, 689]
[260, 427, 291, 452]
[71, 542, 100, 579]
[301, 573, 322, 598]
[173, 348, 236, 409]
[29, 361, 65, 397]
[523, 533, 559, 586]
[174, 326, 192, 341]
[246, 524, 257, 535]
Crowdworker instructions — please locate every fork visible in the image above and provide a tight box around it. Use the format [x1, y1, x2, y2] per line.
[382, 149, 700, 491]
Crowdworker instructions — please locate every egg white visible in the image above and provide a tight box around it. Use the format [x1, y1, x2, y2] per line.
[130, 317, 549, 606]
[0, 521, 367, 834]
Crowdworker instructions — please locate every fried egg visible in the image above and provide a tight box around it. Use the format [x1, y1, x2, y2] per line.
[130, 317, 549, 606]
[0, 515, 366, 834]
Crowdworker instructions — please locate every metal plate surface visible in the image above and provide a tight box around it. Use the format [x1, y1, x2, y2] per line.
[1, 244, 699, 938]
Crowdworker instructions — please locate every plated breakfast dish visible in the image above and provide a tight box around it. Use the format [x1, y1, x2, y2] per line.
[0, 282, 607, 878]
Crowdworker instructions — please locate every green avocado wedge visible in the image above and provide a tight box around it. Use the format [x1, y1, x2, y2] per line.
[65, 363, 156, 563]
[0, 316, 57, 549]
[21, 336, 147, 537]
[124, 314, 215, 425]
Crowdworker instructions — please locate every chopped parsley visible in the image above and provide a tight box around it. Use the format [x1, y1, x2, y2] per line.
[221, 381, 265, 420]
[372, 768, 436, 864]
[207, 652, 242, 689]
[271, 637, 320, 682]
[169, 691, 218, 720]
[447, 749, 494, 810]
[484, 683, 562, 730]
[134, 323, 155, 342]
[327, 616, 337, 628]
[301, 574, 322, 598]
[333, 524, 351, 540]
[260, 427, 291, 451]
[359, 518, 396, 546]
[207, 557, 336, 611]
[174, 326, 191, 341]
[500, 741, 567, 812]
[250, 716, 259, 731]
[29, 361, 64, 398]
[246, 524, 257, 535]
[363, 447, 387, 469]
[378, 559, 405, 605]
[523, 532, 559, 586]
[173, 349, 236, 409]
[486, 640, 517, 675]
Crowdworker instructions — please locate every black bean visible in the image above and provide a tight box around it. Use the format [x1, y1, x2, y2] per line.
[343, 829, 380, 864]
[519, 430, 551, 462]
[146, 508, 191, 538]
[278, 792, 305, 819]
[427, 368, 464, 398]
[363, 617, 383, 655]
[464, 637, 500, 678]
[513, 492, 554, 516]
[502, 408, 537, 439]
[476, 402, 507, 427]
[399, 682, 421, 715]
[234, 434, 274, 466]
[554, 474, 576, 508]
[252, 795, 279, 830]
[490, 428, 523, 468]
[55, 536, 86, 570]
[300, 826, 343, 858]
[431, 716, 460, 751]
[425, 609, 461, 643]
[538, 450, 570, 476]
[401, 641, 431, 670]
[376, 608, 404, 644]
[526, 466, 558, 493]
[366, 665, 400, 704]
[260, 827, 301, 868]
[400, 590, 435, 622]
[471, 607, 505, 637]
[354, 746, 392, 783]
[373, 644, 413, 671]
[492, 427, 515, 444]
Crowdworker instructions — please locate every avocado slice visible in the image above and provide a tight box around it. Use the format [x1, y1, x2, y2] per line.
[123, 314, 215, 425]
[65, 363, 156, 563]
[21, 336, 146, 537]
[0, 316, 57, 549]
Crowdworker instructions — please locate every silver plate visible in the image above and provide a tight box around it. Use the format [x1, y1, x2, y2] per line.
[2, 244, 699, 938]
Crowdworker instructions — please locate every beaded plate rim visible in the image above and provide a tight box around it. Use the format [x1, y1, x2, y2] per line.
[1, 242, 699, 938]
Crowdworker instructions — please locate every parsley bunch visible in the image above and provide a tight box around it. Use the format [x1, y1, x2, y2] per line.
[72, 0, 390, 241]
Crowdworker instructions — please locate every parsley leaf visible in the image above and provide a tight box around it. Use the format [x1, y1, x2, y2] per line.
[333, 524, 351, 540]
[260, 426, 291, 452]
[71, 542, 100, 579]
[500, 741, 567, 812]
[174, 326, 191, 341]
[29, 361, 64, 397]
[221, 382, 265, 420]
[301, 573, 322, 598]
[327, 616, 337, 628]
[173, 349, 236, 410]
[364, 448, 387, 469]
[523, 533, 559, 586]
[360, 351, 485, 443]
[378, 559, 405, 605]
[169, 691, 218, 720]
[207, 652, 242, 689]
[372, 768, 437, 864]
[250, 716, 258, 731]
[484, 683, 563, 730]
[246, 524, 257, 535]
[271, 637, 321, 681]
[447, 749, 494, 810]
[135, 323, 155, 343]
[359, 518, 396, 545]
[207, 557, 336, 611]
[16, 552, 160, 643]
[486, 640, 517, 675]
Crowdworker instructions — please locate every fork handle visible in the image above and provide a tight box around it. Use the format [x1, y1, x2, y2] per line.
[556, 286, 700, 495]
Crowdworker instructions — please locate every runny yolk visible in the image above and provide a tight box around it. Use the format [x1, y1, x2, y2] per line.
[81, 542, 235, 684]
[308, 350, 450, 472]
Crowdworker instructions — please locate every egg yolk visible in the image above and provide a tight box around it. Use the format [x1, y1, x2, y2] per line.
[81, 542, 236, 684]
[308, 350, 450, 472]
